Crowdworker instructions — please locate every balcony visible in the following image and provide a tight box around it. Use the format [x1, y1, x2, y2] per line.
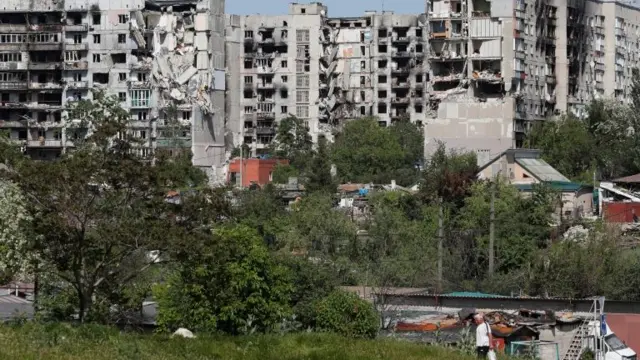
[391, 67, 411, 74]
[29, 81, 63, 90]
[130, 99, 151, 108]
[0, 81, 28, 90]
[256, 66, 275, 74]
[65, 43, 88, 51]
[391, 97, 410, 104]
[256, 82, 275, 89]
[256, 126, 276, 135]
[391, 81, 410, 88]
[28, 24, 63, 32]
[392, 35, 410, 43]
[66, 81, 89, 89]
[256, 112, 276, 120]
[66, 24, 89, 32]
[243, 127, 255, 135]
[28, 62, 62, 70]
[28, 43, 63, 51]
[391, 51, 411, 58]
[64, 61, 88, 70]
[26, 140, 64, 148]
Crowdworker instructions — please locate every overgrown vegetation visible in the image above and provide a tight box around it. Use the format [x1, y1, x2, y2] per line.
[0, 323, 482, 360]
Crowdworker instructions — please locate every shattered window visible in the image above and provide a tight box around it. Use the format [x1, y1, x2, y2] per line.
[244, 76, 253, 84]
[118, 92, 126, 101]
[296, 74, 309, 87]
[182, 111, 191, 121]
[92, 54, 101, 63]
[118, 73, 127, 81]
[93, 34, 100, 44]
[130, 90, 150, 107]
[118, 34, 126, 44]
[295, 29, 309, 42]
[92, 13, 101, 25]
[280, 106, 287, 114]
[295, 105, 308, 118]
[118, 14, 129, 24]
[244, 30, 254, 39]
[73, 34, 82, 44]
[296, 90, 309, 103]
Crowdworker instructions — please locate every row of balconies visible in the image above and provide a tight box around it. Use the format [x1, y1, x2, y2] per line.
[0, 24, 89, 32]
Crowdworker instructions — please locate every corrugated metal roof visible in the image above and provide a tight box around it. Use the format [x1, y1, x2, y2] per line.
[613, 173, 640, 184]
[515, 181, 591, 192]
[443, 291, 507, 298]
[516, 158, 570, 182]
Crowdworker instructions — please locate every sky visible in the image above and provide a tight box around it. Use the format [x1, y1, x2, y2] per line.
[225, 0, 425, 17]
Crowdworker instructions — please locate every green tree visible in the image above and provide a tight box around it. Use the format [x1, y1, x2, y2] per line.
[419, 142, 478, 208]
[314, 290, 379, 339]
[270, 163, 299, 184]
[270, 116, 312, 170]
[389, 118, 424, 170]
[154, 225, 293, 334]
[330, 118, 403, 184]
[0, 180, 34, 283]
[525, 115, 596, 182]
[304, 136, 337, 194]
[0, 91, 196, 322]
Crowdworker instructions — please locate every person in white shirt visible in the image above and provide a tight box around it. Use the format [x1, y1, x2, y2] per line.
[474, 313, 494, 358]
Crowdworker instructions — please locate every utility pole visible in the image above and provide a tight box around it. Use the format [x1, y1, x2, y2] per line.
[437, 198, 444, 292]
[489, 179, 496, 276]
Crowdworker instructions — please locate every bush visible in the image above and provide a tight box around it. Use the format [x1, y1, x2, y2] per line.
[276, 255, 339, 328]
[154, 225, 293, 334]
[314, 290, 379, 339]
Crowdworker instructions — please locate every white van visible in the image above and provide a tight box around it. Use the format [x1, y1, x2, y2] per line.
[583, 321, 636, 360]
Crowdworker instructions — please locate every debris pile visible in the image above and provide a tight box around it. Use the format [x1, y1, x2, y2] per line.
[130, 6, 214, 118]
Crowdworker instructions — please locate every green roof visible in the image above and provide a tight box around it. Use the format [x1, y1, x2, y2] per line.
[443, 292, 507, 298]
[514, 181, 592, 192]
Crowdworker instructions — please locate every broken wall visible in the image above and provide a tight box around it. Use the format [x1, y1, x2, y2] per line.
[425, 98, 515, 161]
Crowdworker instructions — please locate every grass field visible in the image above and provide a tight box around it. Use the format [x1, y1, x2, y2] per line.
[0, 323, 480, 360]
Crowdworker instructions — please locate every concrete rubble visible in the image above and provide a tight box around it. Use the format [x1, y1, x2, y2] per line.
[130, 6, 214, 117]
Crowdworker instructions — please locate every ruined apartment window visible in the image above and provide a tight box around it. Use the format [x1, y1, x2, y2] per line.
[378, 45, 387, 53]
[281, 60, 287, 68]
[378, 59, 387, 68]
[296, 90, 309, 103]
[137, 111, 148, 121]
[280, 89, 288, 98]
[295, 105, 309, 118]
[65, 51, 78, 61]
[93, 34, 101, 44]
[17, 130, 27, 140]
[137, 73, 147, 82]
[360, 60, 366, 70]
[92, 13, 101, 25]
[243, 106, 253, 113]
[281, 75, 288, 83]
[378, 90, 387, 99]
[130, 90, 150, 107]
[377, 103, 387, 114]
[243, 90, 252, 99]
[378, 29, 387, 37]
[111, 53, 126, 64]
[280, 106, 287, 114]
[415, 29, 422, 38]
[73, 34, 82, 44]
[244, 76, 253, 84]
[244, 60, 252, 69]
[296, 29, 310, 42]
[0, 93, 9, 102]
[244, 30, 253, 39]
[378, 75, 387, 84]
[182, 111, 191, 120]
[0, 53, 22, 62]
[92, 73, 108, 84]
[296, 74, 309, 87]
[416, 74, 423, 83]
[415, 105, 423, 113]
[360, 76, 366, 85]
[416, 44, 423, 53]
[118, 34, 126, 44]
[118, 14, 129, 24]
[360, 106, 366, 115]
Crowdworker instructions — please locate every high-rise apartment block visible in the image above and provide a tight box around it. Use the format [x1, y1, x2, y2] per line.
[226, 0, 640, 164]
[0, 0, 226, 181]
[3, 0, 640, 178]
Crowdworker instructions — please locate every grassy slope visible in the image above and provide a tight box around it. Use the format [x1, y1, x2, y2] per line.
[0, 324, 477, 360]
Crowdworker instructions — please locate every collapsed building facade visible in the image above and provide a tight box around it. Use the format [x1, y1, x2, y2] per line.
[0, 0, 226, 181]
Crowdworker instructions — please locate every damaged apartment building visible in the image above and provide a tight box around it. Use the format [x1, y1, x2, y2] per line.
[225, 3, 428, 155]
[424, 0, 640, 164]
[0, 0, 226, 182]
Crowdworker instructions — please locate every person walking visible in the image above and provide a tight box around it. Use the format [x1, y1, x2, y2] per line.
[474, 313, 494, 358]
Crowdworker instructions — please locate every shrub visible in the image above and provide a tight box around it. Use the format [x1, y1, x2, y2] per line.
[154, 225, 293, 334]
[314, 290, 379, 339]
[276, 255, 339, 328]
